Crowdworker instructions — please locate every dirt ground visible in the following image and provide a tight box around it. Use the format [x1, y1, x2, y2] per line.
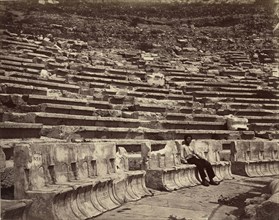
[94, 175, 276, 220]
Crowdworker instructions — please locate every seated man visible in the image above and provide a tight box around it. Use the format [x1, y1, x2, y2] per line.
[181, 135, 220, 187]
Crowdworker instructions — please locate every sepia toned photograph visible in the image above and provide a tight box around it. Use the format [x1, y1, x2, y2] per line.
[0, 0, 278, 219]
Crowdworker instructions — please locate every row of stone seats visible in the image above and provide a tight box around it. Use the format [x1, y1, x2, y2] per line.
[2, 112, 227, 131]
[17, 93, 279, 126]
[0, 76, 80, 93]
[13, 142, 151, 220]
[230, 140, 279, 177]
[141, 140, 233, 191]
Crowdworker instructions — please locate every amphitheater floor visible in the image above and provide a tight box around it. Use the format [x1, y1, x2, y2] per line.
[94, 175, 278, 220]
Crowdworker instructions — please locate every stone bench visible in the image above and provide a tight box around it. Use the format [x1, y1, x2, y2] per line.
[0, 64, 25, 72]
[190, 81, 258, 89]
[165, 113, 225, 122]
[3, 112, 147, 128]
[1, 83, 48, 95]
[245, 116, 279, 124]
[134, 87, 183, 95]
[141, 141, 199, 191]
[80, 71, 127, 81]
[1, 39, 39, 49]
[92, 88, 193, 102]
[186, 140, 233, 181]
[217, 109, 277, 117]
[44, 125, 253, 141]
[254, 131, 279, 140]
[208, 102, 279, 111]
[160, 120, 226, 130]
[23, 94, 89, 106]
[196, 97, 279, 105]
[0, 76, 80, 93]
[230, 140, 279, 177]
[193, 91, 259, 99]
[8, 71, 67, 84]
[220, 69, 246, 77]
[0, 55, 33, 63]
[0, 122, 42, 139]
[14, 142, 151, 220]
[71, 75, 152, 89]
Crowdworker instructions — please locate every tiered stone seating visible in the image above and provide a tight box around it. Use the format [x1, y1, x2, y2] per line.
[230, 140, 279, 177]
[1, 24, 279, 219]
[13, 142, 151, 220]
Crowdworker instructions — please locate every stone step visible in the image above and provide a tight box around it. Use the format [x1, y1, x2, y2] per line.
[4, 71, 67, 84]
[131, 102, 189, 113]
[0, 76, 80, 93]
[189, 81, 259, 89]
[79, 70, 127, 80]
[134, 87, 182, 95]
[0, 55, 33, 63]
[22, 62, 45, 70]
[1, 59, 22, 67]
[41, 125, 253, 140]
[92, 88, 193, 102]
[1, 83, 47, 95]
[38, 103, 97, 115]
[194, 91, 276, 99]
[23, 94, 88, 106]
[209, 102, 279, 110]
[220, 69, 246, 77]
[26, 52, 50, 59]
[47, 62, 66, 69]
[217, 109, 278, 117]
[3, 112, 147, 128]
[26, 68, 41, 75]
[160, 120, 226, 130]
[70, 74, 152, 89]
[233, 97, 279, 105]
[165, 112, 217, 121]
[0, 64, 25, 72]
[0, 122, 42, 139]
[219, 87, 279, 94]
[249, 123, 278, 131]
[167, 76, 215, 83]
[3, 112, 228, 131]
[1, 39, 39, 49]
[165, 72, 215, 78]
[82, 65, 106, 73]
[246, 116, 279, 124]
[22, 94, 112, 109]
[255, 130, 279, 139]
[230, 78, 262, 85]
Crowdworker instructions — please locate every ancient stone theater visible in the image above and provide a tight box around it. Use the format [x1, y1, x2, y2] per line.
[0, 0, 278, 219]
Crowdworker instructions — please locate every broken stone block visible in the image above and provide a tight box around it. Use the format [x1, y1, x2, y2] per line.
[226, 114, 248, 131]
[146, 72, 165, 87]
